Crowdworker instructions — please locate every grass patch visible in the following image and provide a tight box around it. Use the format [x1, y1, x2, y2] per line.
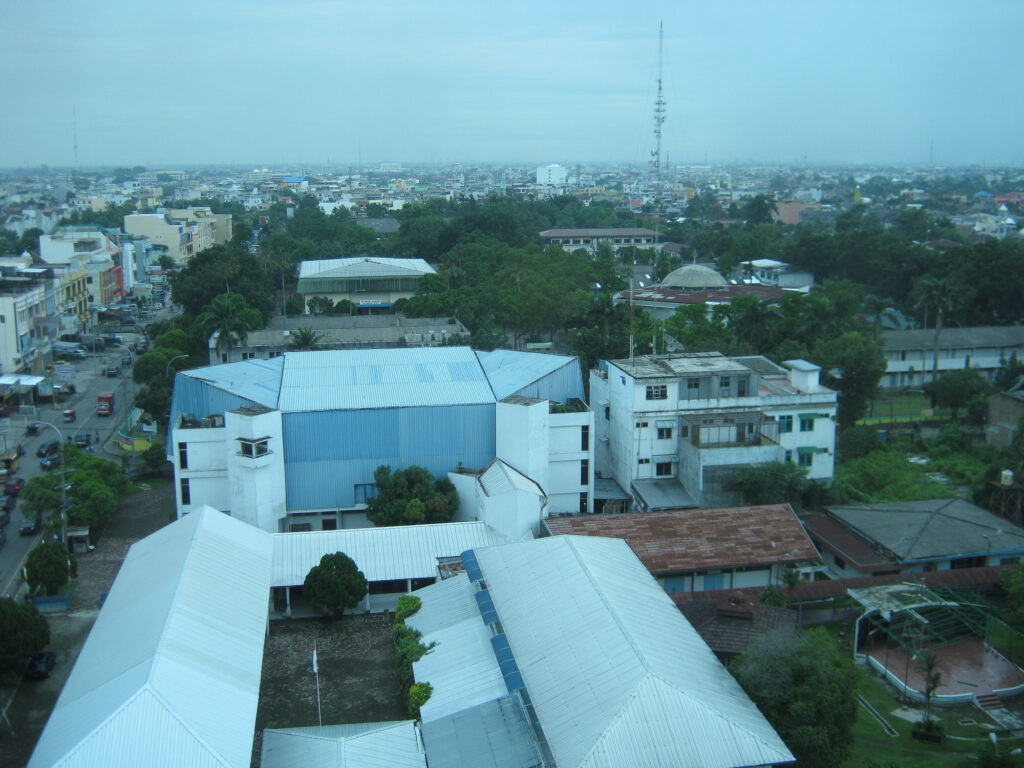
[845, 668, 989, 767]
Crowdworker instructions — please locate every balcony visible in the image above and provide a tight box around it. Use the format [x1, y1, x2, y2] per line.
[687, 416, 779, 449]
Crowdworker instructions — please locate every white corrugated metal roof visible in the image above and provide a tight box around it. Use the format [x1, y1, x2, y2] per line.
[298, 257, 435, 279]
[277, 348, 495, 411]
[262, 721, 426, 768]
[407, 575, 506, 723]
[478, 460, 544, 498]
[475, 536, 795, 768]
[29, 506, 274, 768]
[271, 521, 505, 587]
[475, 349, 575, 400]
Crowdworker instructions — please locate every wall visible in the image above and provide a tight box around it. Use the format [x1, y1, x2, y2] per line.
[225, 408, 287, 532]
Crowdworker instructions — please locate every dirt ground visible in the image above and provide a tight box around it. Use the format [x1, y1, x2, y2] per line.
[252, 614, 407, 766]
[0, 478, 173, 768]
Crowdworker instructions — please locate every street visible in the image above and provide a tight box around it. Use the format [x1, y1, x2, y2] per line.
[0, 332, 144, 598]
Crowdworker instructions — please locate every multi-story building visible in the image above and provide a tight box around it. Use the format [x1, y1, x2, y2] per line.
[881, 326, 1024, 388]
[164, 206, 232, 247]
[38, 228, 121, 330]
[539, 227, 662, 256]
[591, 353, 837, 510]
[0, 258, 58, 375]
[169, 347, 588, 533]
[123, 213, 192, 264]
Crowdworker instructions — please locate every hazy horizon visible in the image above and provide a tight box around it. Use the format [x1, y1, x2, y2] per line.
[3, 1, 1021, 169]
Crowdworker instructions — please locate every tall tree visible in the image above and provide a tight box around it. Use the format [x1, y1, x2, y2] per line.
[26, 541, 77, 596]
[912, 275, 957, 382]
[915, 651, 942, 724]
[0, 598, 50, 674]
[289, 326, 324, 350]
[730, 627, 858, 768]
[198, 293, 264, 356]
[814, 332, 887, 429]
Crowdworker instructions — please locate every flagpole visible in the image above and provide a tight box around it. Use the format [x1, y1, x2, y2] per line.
[313, 641, 322, 726]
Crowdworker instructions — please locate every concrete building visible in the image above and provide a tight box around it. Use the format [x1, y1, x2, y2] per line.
[164, 206, 232, 246]
[0, 259, 59, 375]
[123, 212, 193, 264]
[881, 326, 1024, 388]
[39, 228, 121, 325]
[987, 381, 1024, 448]
[297, 257, 435, 315]
[539, 227, 661, 256]
[591, 353, 836, 510]
[169, 347, 587, 532]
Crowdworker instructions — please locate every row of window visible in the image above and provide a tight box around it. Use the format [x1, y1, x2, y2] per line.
[637, 457, 674, 476]
[777, 414, 815, 433]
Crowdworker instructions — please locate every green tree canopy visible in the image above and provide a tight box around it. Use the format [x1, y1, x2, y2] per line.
[814, 332, 886, 429]
[924, 368, 992, 420]
[303, 552, 368, 619]
[730, 627, 858, 768]
[289, 326, 323, 350]
[197, 293, 264, 355]
[0, 598, 49, 673]
[733, 461, 808, 506]
[366, 465, 461, 527]
[26, 541, 78, 596]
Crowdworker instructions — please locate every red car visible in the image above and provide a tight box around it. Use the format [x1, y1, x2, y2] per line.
[4, 477, 25, 496]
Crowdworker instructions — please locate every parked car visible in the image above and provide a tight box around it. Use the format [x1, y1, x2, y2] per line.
[25, 651, 56, 680]
[36, 440, 60, 458]
[121, 354, 133, 367]
[4, 477, 25, 496]
[104, 365, 120, 377]
[72, 433, 91, 448]
[40, 456, 59, 471]
[19, 516, 40, 535]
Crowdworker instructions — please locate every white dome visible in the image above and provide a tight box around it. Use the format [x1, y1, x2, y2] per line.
[662, 264, 727, 290]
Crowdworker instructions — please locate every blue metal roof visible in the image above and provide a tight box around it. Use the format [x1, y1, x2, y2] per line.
[420, 695, 540, 768]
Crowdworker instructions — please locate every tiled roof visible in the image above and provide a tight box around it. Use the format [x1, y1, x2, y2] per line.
[681, 600, 798, 657]
[543, 504, 819, 573]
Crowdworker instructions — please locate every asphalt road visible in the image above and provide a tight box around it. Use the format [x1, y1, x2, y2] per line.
[0, 333, 144, 598]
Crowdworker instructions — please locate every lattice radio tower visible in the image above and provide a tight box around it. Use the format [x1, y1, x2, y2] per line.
[650, 22, 666, 179]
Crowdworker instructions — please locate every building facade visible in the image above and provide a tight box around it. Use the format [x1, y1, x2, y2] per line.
[881, 326, 1024, 389]
[169, 347, 586, 532]
[296, 256, 435, 315]
[591, 353, 836, 510]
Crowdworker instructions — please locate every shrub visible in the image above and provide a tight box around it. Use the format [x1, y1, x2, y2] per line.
[407, 682, 433, 719]
[395, 595, 421, 623]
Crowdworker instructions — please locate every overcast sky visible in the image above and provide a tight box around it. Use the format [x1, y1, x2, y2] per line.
[2, 1, 1021, 169]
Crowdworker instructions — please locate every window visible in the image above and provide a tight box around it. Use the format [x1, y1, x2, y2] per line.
[238, 437, 270, 458]
[799, 415, 815, 432]
[778, 415, 793, 433]
[354, 483, 378, 504]
[581, 425, 589, 451]
[603, 406, 610, 420]
[834, 555, 846, 570]
[679, 424, 689, 438]
[579, 492, 589, 514]
[221, 353, 228, 363]
[798, 451, 813, 467]
[322, 519, 337, 530]
[177, 441, 188, 469]
[580, 459, 589, 485]
[638, 457, 651, 465]
[687, 378, 700, 399]
[719, 375, 730, 390]
[646, 384, 667, 400]
[179, 478, 191, 505]
[656, 461, 673, 477]
[784, 450, 792, 463]
[736, 377, 747, 397]
[657, 426, 672, 440]
[635, 421, 649, 428]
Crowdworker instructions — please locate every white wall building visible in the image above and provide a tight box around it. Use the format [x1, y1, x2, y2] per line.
[536, 163, 567, 191]
[591, 353, 836, 510]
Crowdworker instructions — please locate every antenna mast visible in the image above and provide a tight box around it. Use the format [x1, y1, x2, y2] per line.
[650, 22, 666, 179]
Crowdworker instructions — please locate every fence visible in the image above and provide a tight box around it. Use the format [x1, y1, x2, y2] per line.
[32, 592, 73, 613]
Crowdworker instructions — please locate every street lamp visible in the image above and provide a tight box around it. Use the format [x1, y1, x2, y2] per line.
[165, 354, 188, 378]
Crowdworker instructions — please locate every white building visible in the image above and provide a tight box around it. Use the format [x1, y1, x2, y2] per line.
[535, 163, 567, 192]
[169, 347, 589, 533]
[881, 326, 1024, 388]
[591, 353, 836, 510]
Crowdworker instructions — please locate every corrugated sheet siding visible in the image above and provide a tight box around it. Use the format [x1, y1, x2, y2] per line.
[476, 349, 582, 401]
[510, 358, 584, 402]
[167, 376, 263, 458]
[283, 405, 495, 510]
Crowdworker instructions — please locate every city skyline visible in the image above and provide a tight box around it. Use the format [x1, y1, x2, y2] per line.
[2, 1, 1022, 169]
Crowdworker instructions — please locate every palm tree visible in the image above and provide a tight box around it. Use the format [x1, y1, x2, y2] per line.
[912, 277, 956, 383]
[198, 293, 263, 357]
[863, 294, 893, 341]
[289, 326, 323, 350]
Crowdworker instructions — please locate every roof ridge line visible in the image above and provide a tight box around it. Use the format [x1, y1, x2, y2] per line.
[146, 686, 235, 767]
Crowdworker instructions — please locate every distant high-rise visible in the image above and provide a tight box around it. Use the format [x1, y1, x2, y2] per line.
[536, 163, 567, 188]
